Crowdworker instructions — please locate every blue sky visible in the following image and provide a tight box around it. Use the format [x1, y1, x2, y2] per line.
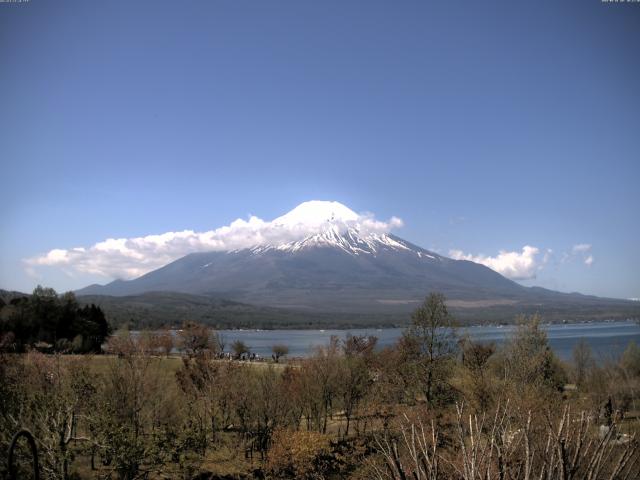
[1, 0, 638, 299]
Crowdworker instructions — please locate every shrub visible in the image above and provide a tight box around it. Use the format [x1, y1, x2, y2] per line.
[266, 429, 331, 479]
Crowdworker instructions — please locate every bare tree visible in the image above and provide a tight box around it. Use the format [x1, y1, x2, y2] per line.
[337, 354, 371, 436]
[232, 340, 250, 358]
[272, 344, 289, 362]
[369, 413, 440, 480]
[573, 339, 594, 387]
[459, 337, 496, 411]
[369, 402, 640, 480]
[402, 292, 457, 406]
[179, 322, 219, 356]
[156, 330, 174, 357]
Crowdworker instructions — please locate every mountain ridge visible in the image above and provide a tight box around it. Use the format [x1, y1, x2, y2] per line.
[75, 238, 637, 320]
[76, 229, 527, 306]
[74, 200, 640, 323]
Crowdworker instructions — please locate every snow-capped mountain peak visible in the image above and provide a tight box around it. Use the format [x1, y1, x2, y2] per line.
[219, 200, 407, 257]
[272, 200, 359, 229]
[244, 200, 412, 257]
[251, 226, 413, 257]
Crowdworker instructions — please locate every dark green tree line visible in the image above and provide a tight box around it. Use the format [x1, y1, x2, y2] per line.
[0, 285, 111, 353]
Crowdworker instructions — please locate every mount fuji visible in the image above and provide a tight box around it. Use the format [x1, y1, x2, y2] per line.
[77, 201, 640, 324]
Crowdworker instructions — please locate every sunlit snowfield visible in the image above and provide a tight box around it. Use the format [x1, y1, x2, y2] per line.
[208, 320, 640, 361]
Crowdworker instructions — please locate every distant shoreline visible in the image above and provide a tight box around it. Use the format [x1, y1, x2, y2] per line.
[127, 320, 640, 362]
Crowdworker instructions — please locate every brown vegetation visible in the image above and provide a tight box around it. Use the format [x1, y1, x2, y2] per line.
[1, 294, 639, 479]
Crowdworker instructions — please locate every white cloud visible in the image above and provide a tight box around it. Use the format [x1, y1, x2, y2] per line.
[449, 243, 595, 279]
[571, 243, 594, 267]
[449, 245, 543, 280]
[24, 202, 403, 280]
[572, 243, 592, 253]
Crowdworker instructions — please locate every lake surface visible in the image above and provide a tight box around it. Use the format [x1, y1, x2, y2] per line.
[215, 320, 640, 361]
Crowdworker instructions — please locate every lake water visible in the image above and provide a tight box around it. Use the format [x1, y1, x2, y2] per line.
[214, 320, 640, 361]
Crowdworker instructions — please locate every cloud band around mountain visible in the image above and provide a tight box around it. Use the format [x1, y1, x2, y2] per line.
[24, 209, 404, 280]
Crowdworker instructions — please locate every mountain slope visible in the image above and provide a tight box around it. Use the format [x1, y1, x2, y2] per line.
[76, 201, 640, 319]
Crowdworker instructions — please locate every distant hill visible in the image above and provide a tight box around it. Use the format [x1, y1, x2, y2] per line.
[0, 289, 28, 304]
[75, 289, 640, 330]
[75, 291, 407, 330]
[4, 285, 637, 330]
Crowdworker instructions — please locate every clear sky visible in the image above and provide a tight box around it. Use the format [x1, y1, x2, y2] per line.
[1, 1, 638, 299]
